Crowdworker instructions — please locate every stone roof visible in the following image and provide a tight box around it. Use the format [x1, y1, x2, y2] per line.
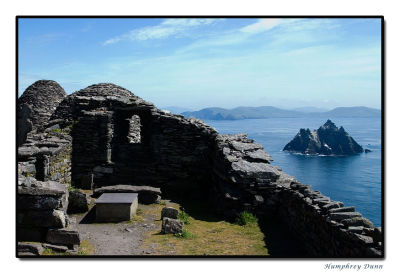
[70, 83, 137, 99]
[18, 80, 67, 133]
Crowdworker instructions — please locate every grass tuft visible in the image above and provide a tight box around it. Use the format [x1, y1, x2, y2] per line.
[178, 210, 190, 225]
[235, 211, 258, 226]
[174, 229, 195, 239]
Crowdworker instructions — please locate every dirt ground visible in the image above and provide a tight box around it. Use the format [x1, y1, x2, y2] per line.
[73, 203, 162, 255]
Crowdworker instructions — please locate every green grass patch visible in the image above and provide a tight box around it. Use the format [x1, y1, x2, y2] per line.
[140, 201, 268, 256]
[178, 210, 190, 224]
[174, 229, 195, 239]
[235, 211, 258, 226]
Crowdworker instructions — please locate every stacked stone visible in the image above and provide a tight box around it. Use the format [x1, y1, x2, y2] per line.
[51, 83, 154, 123]
[18, 80, 381, 257]
[149, 113, 218, 189]
[18, 133, 71, 183]
[17, 80, 66, 145]
[161, 207, 183, 234]
[71, 110, 114, 188]
[17, 176, 67, 238]
[66, 83, 218, 191]
[258, 180, 383, 257]
[210, 133, 279, 217]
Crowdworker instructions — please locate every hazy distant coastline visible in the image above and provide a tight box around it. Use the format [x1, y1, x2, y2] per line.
[178, 106, 380, 120]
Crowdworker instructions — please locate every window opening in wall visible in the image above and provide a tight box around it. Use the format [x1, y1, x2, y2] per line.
[127, 114, 141, 143]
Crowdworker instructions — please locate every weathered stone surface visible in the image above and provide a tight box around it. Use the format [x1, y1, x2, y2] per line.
[341, 217, 375, 228]
[93, 185, 161, 204]
[18, 180, 68, 197]
[161, 207, 179, 219]
[18, 146, 40, 159]
[230, 141, 263, 152]
[17, 210, 66, 228]
[231, 160, 280, 180]
[18, 80, 66, 132]
[42, 243, 69, 252]
[68, 190, 89, 213]
[350, 233, 374, 245]
[283, 120, 364, 155]
[329, 206, 355, 213]
[329, 212, 362, 221]
[17, 80, 381, 258]
[17, 195, 64, 210]
[18, 242, 44, 255]
[17, 103, 33, 146]
[348, 226, 364, 234]
[244, 149, 273, 163]
[46, 228, 80, 246]
[161, 217, 183, 234]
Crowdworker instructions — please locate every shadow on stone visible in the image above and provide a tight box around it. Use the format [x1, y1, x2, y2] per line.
[257, 215, 309, 258]
[163, 189, 224, 223]
[79, 206, 97, 224]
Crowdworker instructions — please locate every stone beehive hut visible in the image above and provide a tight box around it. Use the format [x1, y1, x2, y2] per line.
[17, 80, 383, 257]
[17, 80, 66, 146]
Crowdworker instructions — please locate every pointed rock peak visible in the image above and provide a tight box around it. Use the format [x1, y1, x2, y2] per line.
[321, 119, 338, 130]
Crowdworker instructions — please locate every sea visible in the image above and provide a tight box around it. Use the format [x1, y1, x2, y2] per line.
[204, 117, 382, 227]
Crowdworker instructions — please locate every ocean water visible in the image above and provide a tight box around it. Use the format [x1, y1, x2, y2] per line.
[205, 117, 382, 227]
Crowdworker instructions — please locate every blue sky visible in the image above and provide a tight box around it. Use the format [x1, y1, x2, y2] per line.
[18, 18, 381, 110]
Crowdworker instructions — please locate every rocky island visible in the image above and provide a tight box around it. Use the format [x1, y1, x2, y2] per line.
[283, 120, 365, 155]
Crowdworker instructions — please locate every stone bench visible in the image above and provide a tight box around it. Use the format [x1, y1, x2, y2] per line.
[95, 193, 138, 222]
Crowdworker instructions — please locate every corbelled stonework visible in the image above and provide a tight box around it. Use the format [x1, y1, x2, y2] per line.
[16, 80, 382, 257]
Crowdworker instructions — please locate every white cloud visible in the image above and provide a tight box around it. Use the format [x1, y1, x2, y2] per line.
[240, 18, 281, 34]
[103, 18, 223, 45]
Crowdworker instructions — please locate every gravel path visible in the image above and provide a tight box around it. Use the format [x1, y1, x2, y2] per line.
[72, 204, 159, 255]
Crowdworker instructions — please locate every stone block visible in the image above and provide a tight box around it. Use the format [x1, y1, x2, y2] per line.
[161, 207, 178, 219]
[341, 217, 374, 228]
[162, 217, 183, 234]
[329, 206, 355, 213]
[96, 193, 138, 222]
[329, 212, 362, 221]
[322, 201, 344, 211]
[42, 243, 69, 252]
[46, 228, 80, 246]
[17, 195, 64, 210]
[67, 190, 89, 213]
[17, 242, 44, 255]
[17, 209, 66, 228]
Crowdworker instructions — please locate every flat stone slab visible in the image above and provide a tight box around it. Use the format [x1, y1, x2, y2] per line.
[96, 193, 138, 204]
[93, 185, 161, 204]
[18, 180, 68, 197]
[96, 193, 138, 222]
[93, 185, 161, 197]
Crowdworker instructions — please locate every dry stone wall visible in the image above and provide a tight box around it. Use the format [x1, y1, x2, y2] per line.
[16, 80, 382, 257]
[17, 80, 66, 146]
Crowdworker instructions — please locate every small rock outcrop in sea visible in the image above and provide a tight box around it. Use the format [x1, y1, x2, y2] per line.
[283, 120, 364, 155]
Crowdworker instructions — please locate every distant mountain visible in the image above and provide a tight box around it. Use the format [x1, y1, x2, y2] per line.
[322, 106, 381, 118]
[182, 106, 380, 120]
[292, 107, 329, 113]
[182, 106, 303, 120]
